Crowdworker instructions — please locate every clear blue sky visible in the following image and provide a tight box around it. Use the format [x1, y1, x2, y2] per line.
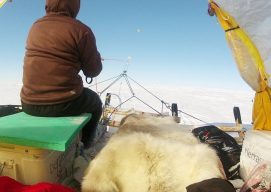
[0, 0, 251, 91]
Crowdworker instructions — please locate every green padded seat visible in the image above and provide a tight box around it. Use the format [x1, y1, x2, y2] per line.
[0, 112, 91, 151]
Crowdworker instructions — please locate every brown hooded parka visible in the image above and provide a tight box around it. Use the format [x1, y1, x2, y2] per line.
[21, 0, 102, 105]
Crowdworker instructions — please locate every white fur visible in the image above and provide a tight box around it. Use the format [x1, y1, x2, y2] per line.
[81, 114, 225, 192]
[117, 114, 198, 144]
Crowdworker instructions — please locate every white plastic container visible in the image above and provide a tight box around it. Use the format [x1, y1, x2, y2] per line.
[0, 136, 79, 185]
[239, 130, 271, 181]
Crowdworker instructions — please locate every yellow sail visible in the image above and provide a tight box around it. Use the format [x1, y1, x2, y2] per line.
[0, 0, 8, 8]
[208, 1, 271, 130]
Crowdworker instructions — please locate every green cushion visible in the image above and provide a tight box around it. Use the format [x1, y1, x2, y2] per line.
[0, 112, 91, 151]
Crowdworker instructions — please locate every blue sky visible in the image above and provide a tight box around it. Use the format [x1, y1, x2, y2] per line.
[0, 0, 252, 91]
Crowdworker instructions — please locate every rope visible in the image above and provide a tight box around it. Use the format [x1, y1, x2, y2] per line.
[88, 74, 122, 88]
[160, 99, 208, 124]
[95, 71, 209, 124]
[102, 58, 128, 63]
[178, 110, 208, 124]
[94, 77, 98, 93]
[99, 75, 123, 95]
[127, 74, 208, 124]
[106, 95, 135, 120]
[134, 96, 163, 115]
[127, 76, 164, 102]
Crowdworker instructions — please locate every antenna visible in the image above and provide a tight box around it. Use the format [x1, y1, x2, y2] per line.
[124, 56, 132, 72]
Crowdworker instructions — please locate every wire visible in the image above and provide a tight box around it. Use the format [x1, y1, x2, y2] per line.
[128, 76, 164, 102]
[96, 71, 209, 124]
[127, 75, 208, 123]
[159, 99, 208, 124]
[88, 75, 122, 88]
[134, 96, 163, 115]
[95, 77, 98, 93]
[178, 110, 208, 124]
[99, 75, 123, 95]
[106, 95, 135, 120]
[102, 58, 128, 63]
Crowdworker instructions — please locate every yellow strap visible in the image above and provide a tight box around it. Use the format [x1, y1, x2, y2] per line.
[253, 88, 271, 130]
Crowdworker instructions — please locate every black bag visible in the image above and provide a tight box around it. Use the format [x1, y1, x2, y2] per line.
[192, 125, 242, 179]
[186, 178, 236, 192]
[0, 105, 22, 117]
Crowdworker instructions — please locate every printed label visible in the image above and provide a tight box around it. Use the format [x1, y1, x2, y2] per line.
[244, 147, 263, 164]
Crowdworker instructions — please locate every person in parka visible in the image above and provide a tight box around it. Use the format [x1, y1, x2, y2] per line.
[20, 0, 103, 148]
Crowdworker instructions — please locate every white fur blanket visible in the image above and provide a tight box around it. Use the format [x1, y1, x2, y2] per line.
[81, 114, 225, 192]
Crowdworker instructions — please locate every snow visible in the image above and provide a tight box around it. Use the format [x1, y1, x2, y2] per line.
[0, 82, 22, 106]
[0, 80, 254, 126]
[110, 87, 252, 125]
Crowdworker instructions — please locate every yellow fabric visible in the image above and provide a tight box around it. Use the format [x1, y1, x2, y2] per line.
[209, 1, 271, 130]
[253, 88, 271, 130]
[0, 0, 8, 8]
[225, 27, 261, 91]
[209, 2, 268, 88]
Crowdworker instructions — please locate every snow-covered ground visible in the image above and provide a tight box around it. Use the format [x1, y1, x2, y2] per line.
[1, 79, 254, 126]
[0, 82, 22, 106]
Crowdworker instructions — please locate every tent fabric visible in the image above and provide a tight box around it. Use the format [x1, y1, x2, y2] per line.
[0, 176, 75, 192]
[209, 1, 271, 131]
[214, 0, 271, 88]
[209, 1, 267, 92]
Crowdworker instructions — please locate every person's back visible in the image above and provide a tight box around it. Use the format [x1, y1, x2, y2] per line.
[21, 0, 103, 148]
[21, 0, 102, 105]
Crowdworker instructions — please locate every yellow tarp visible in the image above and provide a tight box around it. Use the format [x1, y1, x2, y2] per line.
[0, 0, 8, 8]
[209, 1, 271, 130]
[253, 87, 271, 130]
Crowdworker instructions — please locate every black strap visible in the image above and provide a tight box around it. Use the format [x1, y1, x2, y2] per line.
[225, 26, 240, 32]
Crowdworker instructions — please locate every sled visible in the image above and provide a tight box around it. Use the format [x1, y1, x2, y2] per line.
[0, 112, 91, 184]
